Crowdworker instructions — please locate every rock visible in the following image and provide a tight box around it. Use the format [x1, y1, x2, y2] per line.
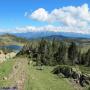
[52, 65, 90, 87]
[3, 76, 7, 80]
[72, 67, 81, 79]
[52, 65, 72, 78]
[72, 71, 79, 79]
[15, 65, 18, 69]
[79, 74, 90, 87]
[58, 73, 65, 78]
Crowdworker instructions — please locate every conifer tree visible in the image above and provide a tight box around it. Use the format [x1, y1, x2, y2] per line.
[68, 42, 78, 65]
[85, 49, 90, 66]
[55, 42, 67, 64]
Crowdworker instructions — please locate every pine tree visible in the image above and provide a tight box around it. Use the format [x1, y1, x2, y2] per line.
[85, 49, 90, 66]
[77, 50, 82, 64]
[68, 42, 78, 65]
[55, 42, 67, 64]
[51, 38, 58, 65]
[37, 39, 47, 65]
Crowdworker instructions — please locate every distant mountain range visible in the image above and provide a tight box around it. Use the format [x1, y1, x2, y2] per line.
[11, 32, 90, 44]
[12, 31, 90, 39]
[0, 32, 90, 46]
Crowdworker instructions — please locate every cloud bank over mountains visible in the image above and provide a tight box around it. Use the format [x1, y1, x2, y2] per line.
[0, 3, 90, 35]
[29, 4, 90, 27]
[10, 25, 90, 34]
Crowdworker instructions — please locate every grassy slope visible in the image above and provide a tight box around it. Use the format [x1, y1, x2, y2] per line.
[25, 64, 75, 90]
[79, 66, 90, 74]
[0, 34, 29, 46]
[0, 59, 15, 86]
[0, 57, 28, 89]
[0, 57, 89, 90]
[0, 57, 75, 90]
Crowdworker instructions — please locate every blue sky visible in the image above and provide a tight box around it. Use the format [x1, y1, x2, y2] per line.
[0, 0, 90, 34]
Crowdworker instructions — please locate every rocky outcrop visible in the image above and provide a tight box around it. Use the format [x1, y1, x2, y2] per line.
[52, 65, 90, 87]
[0, 51, 16, 63]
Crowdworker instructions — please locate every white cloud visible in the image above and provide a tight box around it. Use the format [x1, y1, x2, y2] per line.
[23, 4, 90, 34]
[26, 3, 90, 28]
[0, 24, 90, 34]
[30, 8, 48, 22]
[11, 25, 90, 34]
[0, 4, 90, 35]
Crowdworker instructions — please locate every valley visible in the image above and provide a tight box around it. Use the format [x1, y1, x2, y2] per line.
[0, 34, 90, 90]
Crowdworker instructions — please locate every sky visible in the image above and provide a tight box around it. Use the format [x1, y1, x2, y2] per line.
[0, 0, 90, 34]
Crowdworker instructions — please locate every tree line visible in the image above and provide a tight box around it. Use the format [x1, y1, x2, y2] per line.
[18, 39, 90, 66]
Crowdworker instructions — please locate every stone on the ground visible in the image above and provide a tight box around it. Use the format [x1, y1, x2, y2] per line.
[52, 65, 90, 87]
[3, 76, 8, 80]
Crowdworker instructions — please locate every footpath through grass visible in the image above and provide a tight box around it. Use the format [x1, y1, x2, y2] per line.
[25, 63, 75, 90]
[1, 57, 88, 90]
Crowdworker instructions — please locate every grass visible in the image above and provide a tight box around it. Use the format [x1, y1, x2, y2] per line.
[79, 65, 90, 74]
[0, 57, 89, 90]
[0, 59, 15, 86]
[25, 63, 75, 90]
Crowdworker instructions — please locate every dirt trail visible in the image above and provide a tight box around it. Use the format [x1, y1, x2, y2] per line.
[8, 57, 28, 90]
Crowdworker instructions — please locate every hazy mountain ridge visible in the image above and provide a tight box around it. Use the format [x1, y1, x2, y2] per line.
[0, 32, 90, 46]
[12, 31, 90, 44]
[13, 31, 90, 39]
[0, 33, 29, 46]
